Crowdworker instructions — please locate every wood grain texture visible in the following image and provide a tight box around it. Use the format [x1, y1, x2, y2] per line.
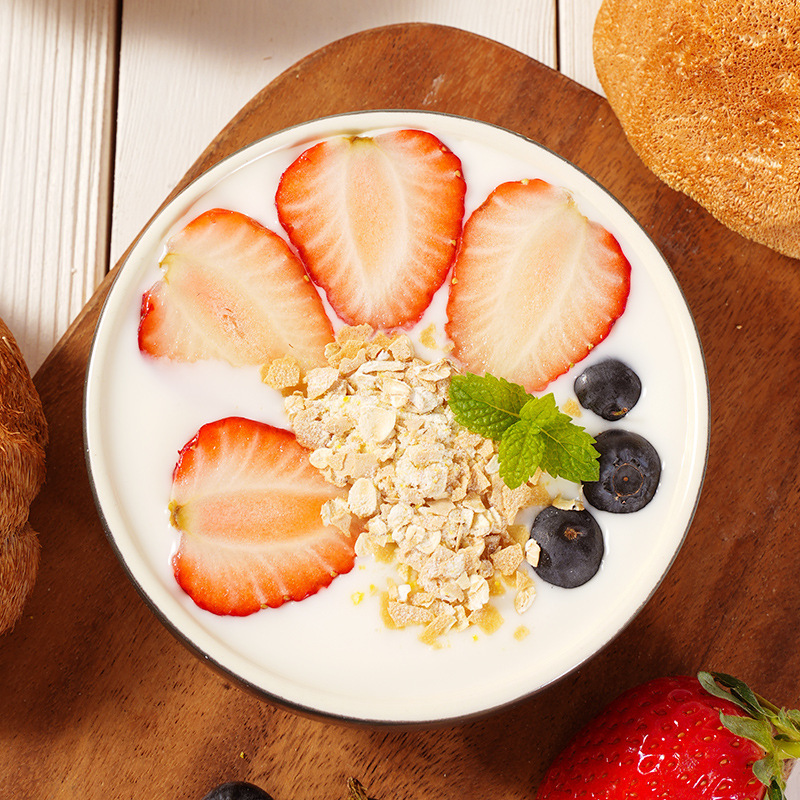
[2, 23, 799, 800]
[0, 0, 116, 373]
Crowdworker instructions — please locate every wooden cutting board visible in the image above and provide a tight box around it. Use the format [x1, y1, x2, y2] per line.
[3, 23, 799, 800]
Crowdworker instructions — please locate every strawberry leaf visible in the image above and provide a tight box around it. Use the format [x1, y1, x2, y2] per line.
[713, 672, 771, 718]
[767, 781, 786, 800]
[703, 672, 800, 740]
[699, 671, 759, 715]
[720, 714, 774, 752]
[699, 671, 800, 799]
[753, 755, 784, 790]
[776, 740, 800, 758]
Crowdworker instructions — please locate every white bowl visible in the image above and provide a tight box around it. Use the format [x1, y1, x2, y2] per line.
[84, 110, 709, 725]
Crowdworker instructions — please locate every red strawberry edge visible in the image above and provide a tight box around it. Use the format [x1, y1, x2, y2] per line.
[537, 672, 798, 800]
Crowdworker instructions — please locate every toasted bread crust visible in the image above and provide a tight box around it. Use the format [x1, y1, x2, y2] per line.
[594, 0, 800, 258]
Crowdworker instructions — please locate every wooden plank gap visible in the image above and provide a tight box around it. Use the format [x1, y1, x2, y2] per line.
[557, 0, 604, 95]
[0, 0, 119, 371]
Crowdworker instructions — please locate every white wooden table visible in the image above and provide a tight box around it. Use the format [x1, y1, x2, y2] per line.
[1, 0, 602, 373]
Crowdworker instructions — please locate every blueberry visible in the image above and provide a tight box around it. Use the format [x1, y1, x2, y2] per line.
[583, 429, 661, 513]
[201, 782, 274, 800]
[529, 507, 604, 588]
[574, 359, 642, 420]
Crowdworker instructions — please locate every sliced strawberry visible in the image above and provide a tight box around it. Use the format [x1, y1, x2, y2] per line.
[275, 129, 466, 329]
[445, 180, 631, 392]
[138, 208, 334, 369]
[169, 417, 356, 616]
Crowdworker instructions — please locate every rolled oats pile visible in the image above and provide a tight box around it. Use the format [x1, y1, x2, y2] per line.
[277, 325, 551, 644]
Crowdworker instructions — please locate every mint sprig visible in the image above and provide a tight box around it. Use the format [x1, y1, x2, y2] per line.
[498, 414, 546, 489]
[447, 372, 529, 438]
[448, 372, 599, 489]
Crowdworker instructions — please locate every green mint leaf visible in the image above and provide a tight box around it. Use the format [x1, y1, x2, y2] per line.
[448, 373, 600, 487]
[448, 373, 530, 439]
[498, 420, 545, 489]
[539, 418, 600, 483]
[520, 392, 561, 426]
[525, 394, 599, 483]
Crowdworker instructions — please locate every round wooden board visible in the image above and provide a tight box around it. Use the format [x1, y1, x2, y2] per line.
[2, 23, 798, 800]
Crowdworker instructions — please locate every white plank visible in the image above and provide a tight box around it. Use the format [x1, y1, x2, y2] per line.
[110, 0, 558, 266]
[559, 0, 605, 95]
[789, 762, 800, 800]
[0, 0, 117, 372]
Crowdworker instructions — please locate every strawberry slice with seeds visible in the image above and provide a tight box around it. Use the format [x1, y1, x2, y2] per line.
[169, 417, 356, 616]
[139, 208, 333, 369]
[445, 180, 631, 392]
[276, 129, 466, 328]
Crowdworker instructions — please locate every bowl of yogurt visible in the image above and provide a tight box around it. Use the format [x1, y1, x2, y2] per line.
[84, 110, 709, 725]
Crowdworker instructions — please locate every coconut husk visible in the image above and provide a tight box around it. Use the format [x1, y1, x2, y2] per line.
[0, 317, 48, 633]
[0, 521, 41, 633]
[593, 0, 800, 259]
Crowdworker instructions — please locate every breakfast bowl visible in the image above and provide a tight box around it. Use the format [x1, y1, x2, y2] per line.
[84, 110, 709, 726]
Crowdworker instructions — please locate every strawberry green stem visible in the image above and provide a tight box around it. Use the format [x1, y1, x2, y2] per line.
[699, 672, 800, 799]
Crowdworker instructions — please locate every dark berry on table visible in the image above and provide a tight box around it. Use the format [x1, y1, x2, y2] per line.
[583, 429, 661, 513]
[200, 782, 275, 800]
[529, 507, 604, 588]
[573, 358, 642, 420]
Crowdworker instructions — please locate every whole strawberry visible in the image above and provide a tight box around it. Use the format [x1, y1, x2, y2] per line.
[537, 672, 800, 800]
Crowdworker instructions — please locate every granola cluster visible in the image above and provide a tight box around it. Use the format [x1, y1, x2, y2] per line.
[277, 325, 550, 644]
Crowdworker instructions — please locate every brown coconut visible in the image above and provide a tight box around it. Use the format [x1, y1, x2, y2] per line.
[593, 0, 800, 259]
[0, 522, 41, 633]
[1, 317, 48, 633]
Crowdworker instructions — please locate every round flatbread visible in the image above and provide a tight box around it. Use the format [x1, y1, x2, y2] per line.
[594, 0, 800, 259]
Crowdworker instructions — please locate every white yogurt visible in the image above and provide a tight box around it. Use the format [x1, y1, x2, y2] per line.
[84, 111, 709, 724]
